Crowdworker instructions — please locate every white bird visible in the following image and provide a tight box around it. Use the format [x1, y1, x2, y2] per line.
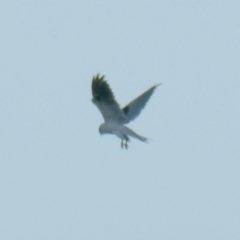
[91, 74, 160, 149]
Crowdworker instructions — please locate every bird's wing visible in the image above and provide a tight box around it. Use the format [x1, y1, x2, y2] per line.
[92, 74, 127, 123]
[122, 84, 160, 124]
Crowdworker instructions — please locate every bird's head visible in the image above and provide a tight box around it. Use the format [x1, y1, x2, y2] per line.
[99, 123, 108, 135]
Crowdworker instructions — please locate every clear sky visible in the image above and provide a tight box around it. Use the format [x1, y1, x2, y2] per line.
[1, 1, 240, 239]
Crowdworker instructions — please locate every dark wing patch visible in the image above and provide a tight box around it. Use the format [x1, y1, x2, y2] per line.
[122, 84, 160, 124]
[122, 106, 129, 115]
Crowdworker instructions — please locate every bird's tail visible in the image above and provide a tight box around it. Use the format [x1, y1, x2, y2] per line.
[124, 126, 148, 142]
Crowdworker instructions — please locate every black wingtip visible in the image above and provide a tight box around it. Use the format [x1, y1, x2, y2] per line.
[153, 83, 161, 89]
[92, 73, 105, 82]
[91, 74, 116, 104]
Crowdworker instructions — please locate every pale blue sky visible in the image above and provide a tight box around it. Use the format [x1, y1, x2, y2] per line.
[1, 1, 240, 239]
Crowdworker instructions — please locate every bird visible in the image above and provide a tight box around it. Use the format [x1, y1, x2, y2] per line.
[91, 74, 160, 149]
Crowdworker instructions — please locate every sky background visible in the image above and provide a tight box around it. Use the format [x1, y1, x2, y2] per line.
[1, 1, 240, 239]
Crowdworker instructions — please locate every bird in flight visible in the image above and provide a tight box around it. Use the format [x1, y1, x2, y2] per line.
[91, 74, 160, 149]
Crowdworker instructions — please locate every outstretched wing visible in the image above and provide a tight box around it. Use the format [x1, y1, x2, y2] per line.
[92, 74, 127, 123]
[122, 84, 160, 124]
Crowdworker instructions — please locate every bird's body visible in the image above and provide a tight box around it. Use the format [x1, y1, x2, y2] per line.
[91, 74, 160, 149]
